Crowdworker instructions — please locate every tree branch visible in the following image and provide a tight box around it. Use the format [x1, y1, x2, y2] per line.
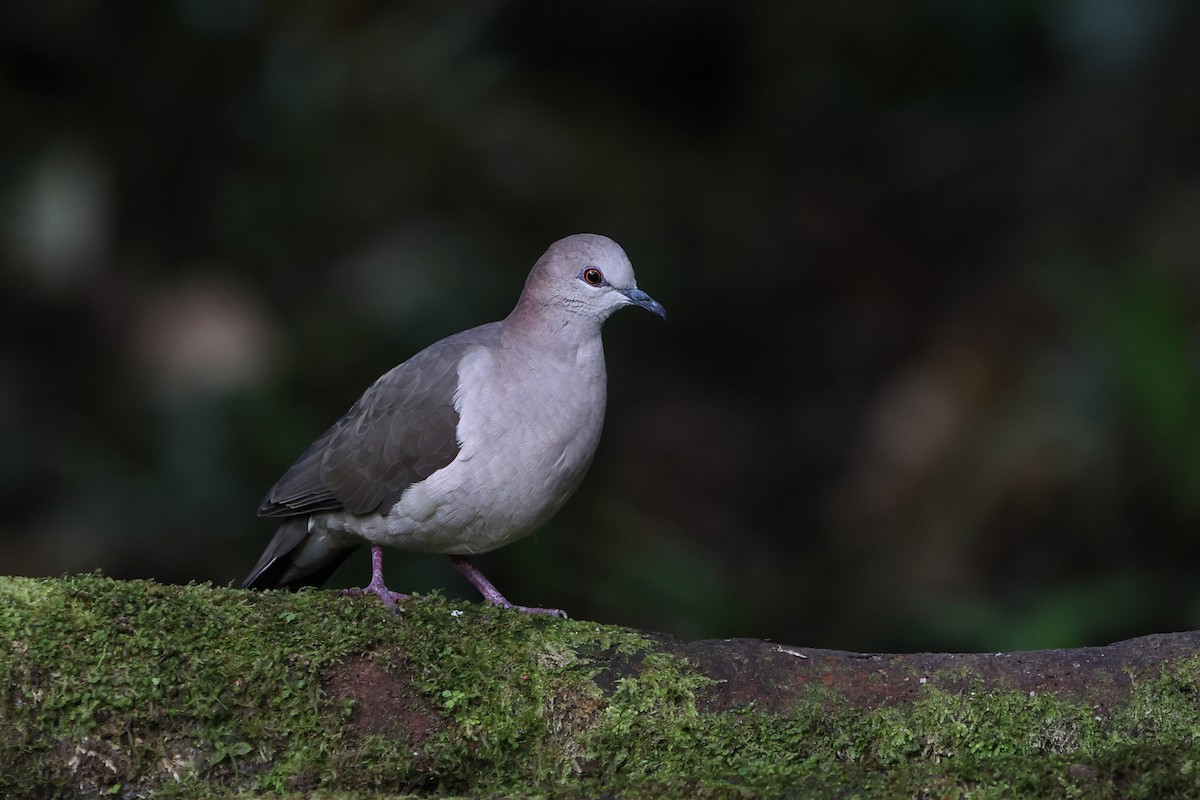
[2, 575, 1197, 798]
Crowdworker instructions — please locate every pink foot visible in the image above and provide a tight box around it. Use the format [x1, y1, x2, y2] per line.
[341, 546, 408, 610]
[450, 555, 567, 618]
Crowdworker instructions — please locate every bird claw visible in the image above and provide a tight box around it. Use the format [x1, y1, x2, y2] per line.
[341, 585, 409, 611]
[341, 546, 408, 610]
[508, 603, 568, 619]
[450, 555, 567, 619]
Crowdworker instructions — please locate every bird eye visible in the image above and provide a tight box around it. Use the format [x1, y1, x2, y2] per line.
[582, 267, 604, 286]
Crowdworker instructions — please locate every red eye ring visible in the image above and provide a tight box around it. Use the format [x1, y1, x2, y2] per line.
[582, 268, 603, 286]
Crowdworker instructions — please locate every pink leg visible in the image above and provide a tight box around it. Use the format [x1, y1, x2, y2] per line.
[341, 546, 409, 610]
[450, 555, 566, 618]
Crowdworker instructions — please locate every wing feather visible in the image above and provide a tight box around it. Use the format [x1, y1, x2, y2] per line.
[258, 323, 503, 517]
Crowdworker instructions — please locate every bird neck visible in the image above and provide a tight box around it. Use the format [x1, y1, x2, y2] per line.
[505, 301, 605, 350]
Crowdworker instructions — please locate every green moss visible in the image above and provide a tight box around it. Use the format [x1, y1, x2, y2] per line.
[1111, 656, 1200, 744]
[585, 651, 718, 780]
[2, 575, 383, 796]
[4, 574, 1200, 799]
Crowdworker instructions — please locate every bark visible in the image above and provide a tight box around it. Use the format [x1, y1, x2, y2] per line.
[2, 575, 1199, 799]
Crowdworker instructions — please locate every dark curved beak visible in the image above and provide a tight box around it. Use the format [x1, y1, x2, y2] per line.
[620, 287, 667, 320]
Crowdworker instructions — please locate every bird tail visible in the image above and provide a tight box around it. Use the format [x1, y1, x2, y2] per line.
[242, 517, 357, 590]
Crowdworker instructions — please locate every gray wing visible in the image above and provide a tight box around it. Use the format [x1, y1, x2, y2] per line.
[258, 323, 503, 517]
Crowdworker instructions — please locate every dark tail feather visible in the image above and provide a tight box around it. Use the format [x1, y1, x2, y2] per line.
[242, 517, 357, 590]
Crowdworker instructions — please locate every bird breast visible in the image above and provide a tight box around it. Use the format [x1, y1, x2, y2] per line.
[321, 339, 608, 554]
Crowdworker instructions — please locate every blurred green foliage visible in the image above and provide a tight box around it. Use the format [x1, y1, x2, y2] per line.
[1, 0, 1199, 651]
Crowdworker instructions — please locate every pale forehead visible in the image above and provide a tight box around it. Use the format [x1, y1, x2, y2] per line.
[547, 233, 635, 281]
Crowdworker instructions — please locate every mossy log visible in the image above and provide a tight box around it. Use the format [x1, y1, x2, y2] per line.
[3, 575, 1200, 798]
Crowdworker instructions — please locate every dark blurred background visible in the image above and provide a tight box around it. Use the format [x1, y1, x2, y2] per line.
[3, 0, 1199, 652]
